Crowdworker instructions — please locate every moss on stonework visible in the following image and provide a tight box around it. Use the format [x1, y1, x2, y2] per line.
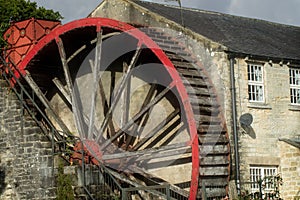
[56, 161, 74, 200]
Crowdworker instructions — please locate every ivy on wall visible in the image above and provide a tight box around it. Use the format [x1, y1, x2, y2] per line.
[56, 162, 74, 200]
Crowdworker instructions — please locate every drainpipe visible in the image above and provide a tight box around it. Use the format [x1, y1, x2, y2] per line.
[229, 56, 240, 196]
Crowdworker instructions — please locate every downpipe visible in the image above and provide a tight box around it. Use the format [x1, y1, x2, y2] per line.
[229, 56, 240, 196]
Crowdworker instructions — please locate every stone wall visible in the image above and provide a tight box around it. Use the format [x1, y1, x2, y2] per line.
[279, 141, 300, 199]
[0, 78, 110, 199]
[234, 58, 300, 198]
[0, 79, 56, 199]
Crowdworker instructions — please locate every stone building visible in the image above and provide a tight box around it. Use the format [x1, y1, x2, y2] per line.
[0, 0, 299, 199]
[90, 0, 300, 199]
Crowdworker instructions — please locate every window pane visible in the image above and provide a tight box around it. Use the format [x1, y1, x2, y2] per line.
[255, 67, 262, 82]
[290, 68, 300, 104]
[248, 65, 251, 80]
[296, 72, 300, 85]
[248, 64, 264, 102]
[255, 85, 263, 101]
[249, 84, 264, 102]
[250, 166, 277, 198]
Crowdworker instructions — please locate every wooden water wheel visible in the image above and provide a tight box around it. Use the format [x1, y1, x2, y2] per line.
[10, 18, 229, 199]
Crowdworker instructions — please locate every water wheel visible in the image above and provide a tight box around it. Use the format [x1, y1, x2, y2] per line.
[14, 18, 229, 199]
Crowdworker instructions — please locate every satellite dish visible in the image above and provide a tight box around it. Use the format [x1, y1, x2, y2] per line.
[240, 113, 253, 126]
[240, 113, 256, 139]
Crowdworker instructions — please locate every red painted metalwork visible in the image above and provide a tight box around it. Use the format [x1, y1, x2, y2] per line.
[71, 141, 100, 166]
[16, 18, 199, 199]
[3, 18, 61, 67]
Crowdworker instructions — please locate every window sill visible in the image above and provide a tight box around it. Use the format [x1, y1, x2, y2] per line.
[288, 104, 300, 111]
[247, 102, 272, 109]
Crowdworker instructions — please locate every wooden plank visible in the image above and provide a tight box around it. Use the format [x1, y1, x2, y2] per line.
[122, 61, 130, 126]
[198, 177, 228, 187]
[199, 145, 229, 155]
[96, 45, 142, 142]
[199, 135, 229, 144]
[52, 77, 105, 141]
[90, 32, 121, 44]
[67, 44, 87, 63]
[199, 155, 229, 166]
[171, 60, 196, 69]
[52, 77, 71, 103]
[88, 30, 102, 139]
[56, 38, 72, 93]
[98, 75, 116, 138]
[126, 84, 157, 149]
[143, 156, 192, 169]
[189, 96, 219, 107]
[102, 142, 189, 161]
[191, 104, 219, 114]
[66, 33, 121, 63]
[198, 124, 226, 133]
[122, 62, 133, 149]
[197, 187, 227, 198]
[185, 86, 210, 96]
[178, 69, 204, 79]
[56, 37, 86, 137]
[138, 148, 190, 165]
[132, 108, 180, 151]
[182, 78, 207, 88]
[24, 70, 70, 135]
[199, 166, 229, 176]
[135, 109, 181, 150]
[155, 43, 183, 52]
[109, 71, 116, 106]
[194, 114, 221, 124]
[99, 82, 175, 150]
[165, 52, 187, 62]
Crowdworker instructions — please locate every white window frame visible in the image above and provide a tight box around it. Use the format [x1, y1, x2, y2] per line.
[248, 63, 264, 102]
[250, 166, 277, 196]
[289, 68, 300, 105]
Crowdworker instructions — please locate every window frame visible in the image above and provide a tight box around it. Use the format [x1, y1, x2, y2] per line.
[249, 166, 278, 196]
[247, 63, 265, 103]
[289, 67, 300, 105]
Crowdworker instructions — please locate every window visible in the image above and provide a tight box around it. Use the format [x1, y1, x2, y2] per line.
[289, 68, 300, 105]
[250, 166, 277, 197]
[248, 64, 264, 102]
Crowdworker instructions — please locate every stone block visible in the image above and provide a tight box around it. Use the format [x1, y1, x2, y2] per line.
[40, 142, 52, 149]
[39, 135, 50, 142]
[22, 142, 34, 147]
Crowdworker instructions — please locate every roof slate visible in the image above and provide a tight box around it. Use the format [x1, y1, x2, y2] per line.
[133, 0, 300, 61]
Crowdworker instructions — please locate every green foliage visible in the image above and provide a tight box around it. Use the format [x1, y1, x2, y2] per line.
[56, 162, 75, 200]
[0, 0, 63, 48]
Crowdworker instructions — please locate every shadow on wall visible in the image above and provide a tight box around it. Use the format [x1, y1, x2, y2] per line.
[0, 166, 6, 195]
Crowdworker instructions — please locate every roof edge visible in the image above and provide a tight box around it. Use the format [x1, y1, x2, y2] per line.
[88, 0, 107, 18]
[124, 0, 228, 51]
[132, 0, 300, 28]
[279, 137, 300, 149]
[227, 50, 300, 65]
